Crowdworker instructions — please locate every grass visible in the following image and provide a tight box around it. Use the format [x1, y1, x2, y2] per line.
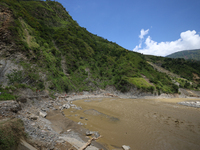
[0, 88, 16, 101]
[126, 77, 155, 92]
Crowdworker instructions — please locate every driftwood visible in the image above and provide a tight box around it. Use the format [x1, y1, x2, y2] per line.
[78, 136, 102, 150]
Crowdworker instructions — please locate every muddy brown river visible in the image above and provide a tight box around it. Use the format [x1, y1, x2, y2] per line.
[64, 98, 200, 150]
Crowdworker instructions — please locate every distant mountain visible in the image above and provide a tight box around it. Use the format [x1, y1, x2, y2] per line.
[166, 49, 200, 60]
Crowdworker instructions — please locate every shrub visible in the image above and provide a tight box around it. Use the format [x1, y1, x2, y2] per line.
[0, 119, 26, 150]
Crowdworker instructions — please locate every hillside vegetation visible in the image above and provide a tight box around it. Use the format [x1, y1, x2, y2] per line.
[145, 55, 200, 89]
[166, 49, 200, 61]
[1, 0, 200, 96]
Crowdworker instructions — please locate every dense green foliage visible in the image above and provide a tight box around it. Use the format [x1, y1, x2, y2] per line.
[0, 0, 183, 94]
[166, 49, 200, 61]
[145, 55, 200, 90]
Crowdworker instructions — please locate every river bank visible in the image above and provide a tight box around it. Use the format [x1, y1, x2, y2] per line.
[0, 88, 200, 150]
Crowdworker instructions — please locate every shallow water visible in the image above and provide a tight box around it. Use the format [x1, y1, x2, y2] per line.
[64, 98, 200, 150]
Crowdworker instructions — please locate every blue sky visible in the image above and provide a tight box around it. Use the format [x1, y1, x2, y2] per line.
[56, 0, 200, 56]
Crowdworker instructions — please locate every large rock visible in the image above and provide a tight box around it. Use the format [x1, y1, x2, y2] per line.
[17, 96, 27, 103]
[10, 103, 21, 113]
[122, 145, 131, 150]
[39, 111, 47, 118]
[85, 131, 100, 138]
[62, 103, 70, 109]
[17, 140, 37, 150]
[29, 114, 38, 120]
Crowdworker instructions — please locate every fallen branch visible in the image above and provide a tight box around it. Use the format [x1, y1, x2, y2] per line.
[78, 135, 102, 150]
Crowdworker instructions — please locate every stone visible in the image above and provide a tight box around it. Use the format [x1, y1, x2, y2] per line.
[62, 103, 70, 109]
[30, 115, 38, 120]
[86, 131, 100, 138]
[10, 104, 21, 113]
[86, 131, 93, 136]
[39, 111, 47, 118]
[78, 122, 83, 125]
[56, 139, 65, 143]
[16, 96, 27, 103]
[93, 132, 100, 138]
[122, 145, 131, 150]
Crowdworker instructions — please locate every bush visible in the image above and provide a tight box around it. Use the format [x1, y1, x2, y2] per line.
[0, 119, 26, 150]
[6, 70, 23, 85]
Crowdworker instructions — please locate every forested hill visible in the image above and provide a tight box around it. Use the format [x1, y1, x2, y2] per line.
[0, 0, 200, 98]
[166, 49, 200, 61]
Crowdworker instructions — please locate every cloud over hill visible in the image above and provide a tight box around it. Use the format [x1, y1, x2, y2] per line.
[133, 29, 200, 56]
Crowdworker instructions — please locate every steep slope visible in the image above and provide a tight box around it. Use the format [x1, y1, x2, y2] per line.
[0, 0, 180, 95]
[145, 55, 200, 89]
[166, 49, 200, 60]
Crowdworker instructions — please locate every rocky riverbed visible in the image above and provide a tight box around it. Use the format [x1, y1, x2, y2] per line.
[0, 90, 110, 150]
[0, 88, 200, 150]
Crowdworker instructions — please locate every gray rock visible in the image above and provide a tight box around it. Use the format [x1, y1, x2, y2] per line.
[16, 96, 27, 103]
[30, 115, 38, 120]
[93, 132, 100, 138]
[86, 131, 93, 136]
[86, 131, 100, 138]
[39, 111, 47, 118]
[77, 122, 83, 125]
[10, 104, 21, 113]
[122, 145, 131, 150]
[62, 103, 70, 109]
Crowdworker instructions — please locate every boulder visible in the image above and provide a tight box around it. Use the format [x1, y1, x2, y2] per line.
[62, 103, 70, 109]
[10, 104, 21, 113]
[16, 96, 27, 103]
[122, 145, 131, 150]
[30, 115, 38, 120]
[39, 111, 47, 118]
[86, 131, 100, 138]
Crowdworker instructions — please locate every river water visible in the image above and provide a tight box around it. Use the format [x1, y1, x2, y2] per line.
[64, 98, 200, 150]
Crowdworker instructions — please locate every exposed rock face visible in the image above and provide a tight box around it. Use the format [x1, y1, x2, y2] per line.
[0, 100, 21, 115]
[0, 5, 25, 86]
[0, 59, 23, 86]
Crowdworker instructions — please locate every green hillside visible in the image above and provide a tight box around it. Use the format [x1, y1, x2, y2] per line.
[145, 55, 200, 89]
[166, 49, 200, 60]
[2, 0, 200, 96]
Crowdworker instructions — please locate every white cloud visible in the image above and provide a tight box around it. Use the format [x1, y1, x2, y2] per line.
[139, 29, 149, 39]
[133, 30, 200, 56]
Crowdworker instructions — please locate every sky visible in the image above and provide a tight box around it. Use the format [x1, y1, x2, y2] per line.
[56, 0, 200, 56]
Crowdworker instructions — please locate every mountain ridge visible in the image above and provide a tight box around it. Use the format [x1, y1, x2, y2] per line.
[166, 49, 200, 60]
